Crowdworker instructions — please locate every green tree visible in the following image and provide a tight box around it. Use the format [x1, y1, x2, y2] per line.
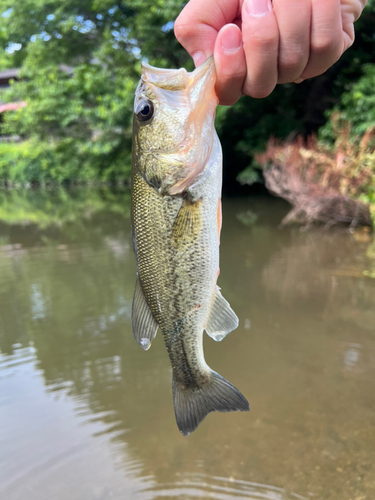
[0, 0, 187, 185]
[321, 64, 375, 137]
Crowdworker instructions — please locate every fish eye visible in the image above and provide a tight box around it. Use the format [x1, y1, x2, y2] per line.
[135, 100, 154, 122]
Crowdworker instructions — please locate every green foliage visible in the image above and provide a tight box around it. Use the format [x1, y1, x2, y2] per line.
[0, 0, 186, 184]
[236, 163, 261, 186]
[0, 140, 59, 185]
[2, 61, 136, 183]
[0, 0, 375, 187]
[321, 64, 375, 140]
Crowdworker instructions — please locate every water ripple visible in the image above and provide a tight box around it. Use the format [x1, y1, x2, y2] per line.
[145, 475, 307, 500]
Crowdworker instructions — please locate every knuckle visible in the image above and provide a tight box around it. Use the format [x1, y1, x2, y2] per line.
[280, 50, 304, 73]
[312, 33, 340, 57]
[245, 28, 278, 52]
[278, 51, 306, 83]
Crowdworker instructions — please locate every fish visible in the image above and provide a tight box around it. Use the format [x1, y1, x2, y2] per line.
[131, 57, 249, 436]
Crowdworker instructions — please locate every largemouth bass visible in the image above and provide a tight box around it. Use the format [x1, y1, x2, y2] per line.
[131, 57, 249, 436]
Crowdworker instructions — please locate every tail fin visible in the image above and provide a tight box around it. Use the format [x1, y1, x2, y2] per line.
[172, 371, 249, 436]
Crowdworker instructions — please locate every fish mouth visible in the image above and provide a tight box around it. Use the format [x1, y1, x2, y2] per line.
[188, 56, 215, 90]
[141, 56, 216, 95]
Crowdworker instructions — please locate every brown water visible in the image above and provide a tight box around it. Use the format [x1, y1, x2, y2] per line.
[0, 189, 374, 500]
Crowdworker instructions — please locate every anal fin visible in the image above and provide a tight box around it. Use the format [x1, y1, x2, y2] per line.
[132, 277, 159, 350]
[205, 286, 239, 341]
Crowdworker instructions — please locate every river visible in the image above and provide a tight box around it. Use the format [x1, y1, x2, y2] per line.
[0, 189, 374, 500]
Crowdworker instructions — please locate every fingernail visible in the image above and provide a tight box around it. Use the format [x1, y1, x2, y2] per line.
[245, 0, 272, 17]
[221, 25, 242, 54]
[192, 51, 206, 67]
[294, 77, 304, 84]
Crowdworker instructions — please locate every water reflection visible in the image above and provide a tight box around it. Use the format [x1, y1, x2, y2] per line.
[342, 343, 362, 372]
[0, 191, 374, 500]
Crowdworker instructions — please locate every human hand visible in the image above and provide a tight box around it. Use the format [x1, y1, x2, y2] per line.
[174, 0, 368, 105]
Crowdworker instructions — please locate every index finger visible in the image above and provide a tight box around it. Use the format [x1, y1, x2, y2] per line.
[174, 0, 241, 66]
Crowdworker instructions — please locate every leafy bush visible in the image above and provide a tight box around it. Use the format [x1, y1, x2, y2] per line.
[321, 64, 375, 139]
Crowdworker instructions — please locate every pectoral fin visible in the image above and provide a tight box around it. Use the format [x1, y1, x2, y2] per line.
[132, 277, 159, 351]
[205, 286, 239, 341]
[172, 199, 202, 243]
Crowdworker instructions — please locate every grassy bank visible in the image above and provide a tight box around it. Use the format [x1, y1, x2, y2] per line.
[0, 140, 132, 187]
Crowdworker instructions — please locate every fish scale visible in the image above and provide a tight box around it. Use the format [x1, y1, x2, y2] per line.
[131, 57, 249, 435]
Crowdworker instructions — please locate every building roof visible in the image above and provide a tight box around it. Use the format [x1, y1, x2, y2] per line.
[0, 68, 20, 80]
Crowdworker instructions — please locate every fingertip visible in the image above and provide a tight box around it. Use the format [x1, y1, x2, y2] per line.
[219, 23, 242, 55]
[241, 0, 279, 98]
[192, 51, 207, 67]
[214, 24, 246, 105]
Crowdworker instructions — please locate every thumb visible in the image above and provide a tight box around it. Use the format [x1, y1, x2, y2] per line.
[174, 0, 240, 66]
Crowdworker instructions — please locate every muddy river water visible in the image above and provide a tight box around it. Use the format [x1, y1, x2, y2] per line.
[0, 190, 374, 500]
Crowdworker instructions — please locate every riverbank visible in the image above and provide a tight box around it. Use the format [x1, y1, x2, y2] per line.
[239, 120, 375, 228]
